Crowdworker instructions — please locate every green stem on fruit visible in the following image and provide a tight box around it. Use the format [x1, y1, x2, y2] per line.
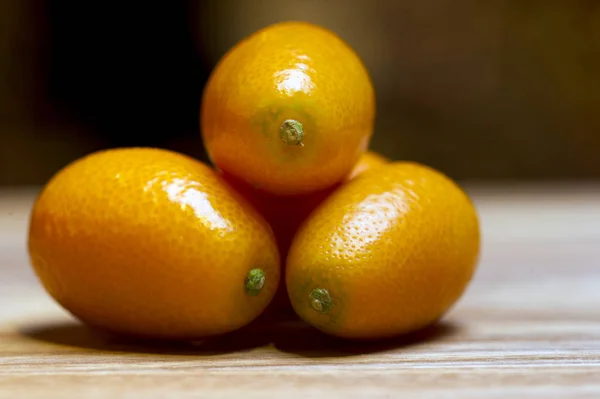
[309, 288, 333, 314]
[244, 268, 265, 296]
[280, 119, 304, 146]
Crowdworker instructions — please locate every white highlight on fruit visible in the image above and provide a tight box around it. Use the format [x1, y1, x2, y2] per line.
[145, 176, 232, 232]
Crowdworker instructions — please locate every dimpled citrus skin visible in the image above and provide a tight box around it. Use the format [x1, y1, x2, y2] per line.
[286, 162, 480, 339]
[27, 147, 280, 340]
[201, 21, 375, 196]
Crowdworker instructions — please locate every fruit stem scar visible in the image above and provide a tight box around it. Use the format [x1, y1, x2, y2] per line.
[280, 119, 304, 146]
[309, 288, 333, 314]
[244, 268, 266, 296]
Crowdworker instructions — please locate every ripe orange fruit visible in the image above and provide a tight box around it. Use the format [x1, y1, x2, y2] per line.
[286, 162, 480, 339]
[27, 147, 280, 340]
[201, 21, 375, 196]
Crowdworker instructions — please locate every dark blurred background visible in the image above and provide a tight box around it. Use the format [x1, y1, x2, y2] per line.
[1, 0, 600, 186]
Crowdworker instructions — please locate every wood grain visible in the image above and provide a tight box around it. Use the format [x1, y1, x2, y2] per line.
[0, 185, 599, 398]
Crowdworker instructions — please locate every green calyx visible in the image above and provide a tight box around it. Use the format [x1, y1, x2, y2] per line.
[244, 268, 266, 296]
[280, 119, 304, 146]
[309, 288, 333, 314]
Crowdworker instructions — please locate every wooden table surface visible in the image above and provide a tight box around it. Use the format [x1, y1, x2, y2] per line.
[0, 185, 599, 398]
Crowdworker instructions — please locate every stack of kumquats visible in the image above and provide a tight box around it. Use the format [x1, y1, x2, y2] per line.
[27, 21, 480, 341]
